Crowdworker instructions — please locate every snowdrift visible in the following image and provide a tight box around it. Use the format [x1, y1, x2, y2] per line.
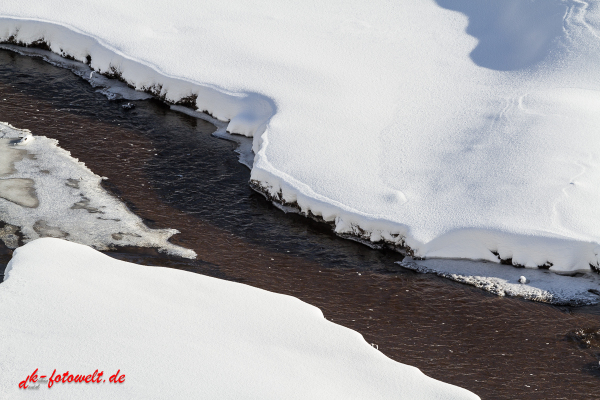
[0, 238, 479, 399]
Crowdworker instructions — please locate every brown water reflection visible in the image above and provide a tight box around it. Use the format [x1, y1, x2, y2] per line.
[1, 49, 599, 399]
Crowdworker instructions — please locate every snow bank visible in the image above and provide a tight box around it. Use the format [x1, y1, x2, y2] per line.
[1, 1, 600, 273]
[0, 238, 478, 399]
[0, 122, 194, 258]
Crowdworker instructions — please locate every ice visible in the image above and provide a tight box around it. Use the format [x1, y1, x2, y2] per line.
[13, 133, 34, 146]
[0, 137, 38, 208]
[0, 224, 19, 248]
[0, 122, 195, 257]
[1, 1, 599, 273]
[0, 238, 479, 399]
[0, 178, 38, 208]
[400, 257, 600, 306]
[0, 138, 26, 175]
[32, 220, 67, 239]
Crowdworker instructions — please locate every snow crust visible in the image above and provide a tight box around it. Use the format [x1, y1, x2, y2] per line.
[0, 122, 195, 258]
[0, 238, 479, 399]
[1, 1, 600, 272]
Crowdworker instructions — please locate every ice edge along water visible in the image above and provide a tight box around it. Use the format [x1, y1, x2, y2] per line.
[399, 257, 600, 306]
[2, 13, 600, 304]
[0, 121, 196, 259]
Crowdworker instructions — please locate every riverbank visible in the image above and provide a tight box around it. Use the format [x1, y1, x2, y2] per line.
[1, 48, 600, 398]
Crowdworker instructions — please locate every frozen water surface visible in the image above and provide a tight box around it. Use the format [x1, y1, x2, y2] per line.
[0, 137, 38, 207]
[0, 137, 26, 175]
[0, 122, 194, 257]
[0, 178, 37, 208]
[400, 257, 600, 306]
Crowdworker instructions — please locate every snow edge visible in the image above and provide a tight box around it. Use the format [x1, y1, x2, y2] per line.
[3, 17, 600, 275]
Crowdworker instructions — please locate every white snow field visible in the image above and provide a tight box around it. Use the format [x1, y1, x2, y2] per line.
[1, 1, 600, 273]
[0, 122, 195, 258]
[0, 238, 479, 399]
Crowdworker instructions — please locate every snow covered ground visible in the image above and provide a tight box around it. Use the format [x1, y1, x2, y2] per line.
[0, 238, 479, 399]
[2, 1, 599, 275]
[0, 122, 194, 258]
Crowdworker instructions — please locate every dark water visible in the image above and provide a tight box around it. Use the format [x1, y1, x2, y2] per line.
[1, 49, 600, 399]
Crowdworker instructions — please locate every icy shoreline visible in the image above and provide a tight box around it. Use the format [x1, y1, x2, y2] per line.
[1, 4, 599, 278]
[0, 122, 195, 258]
[399, 257, 600, 306]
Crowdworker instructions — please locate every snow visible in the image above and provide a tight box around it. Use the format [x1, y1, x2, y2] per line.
[0, 122, 195, 258]
[0, 2, 599, 272]
[400, 257, 600, 306]
[0, 238, 479, 399]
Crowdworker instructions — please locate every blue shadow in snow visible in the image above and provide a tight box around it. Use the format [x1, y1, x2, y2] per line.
[435, 0, 567, 71]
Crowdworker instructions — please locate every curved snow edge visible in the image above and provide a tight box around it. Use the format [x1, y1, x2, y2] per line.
[0, 237, 481, 400]
[0, 17, 275, 138]
[3, 17, 599, 275]
[249, 175, 600, 274]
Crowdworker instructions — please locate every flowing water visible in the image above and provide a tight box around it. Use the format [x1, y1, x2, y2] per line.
[1, 49, 599, 399]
